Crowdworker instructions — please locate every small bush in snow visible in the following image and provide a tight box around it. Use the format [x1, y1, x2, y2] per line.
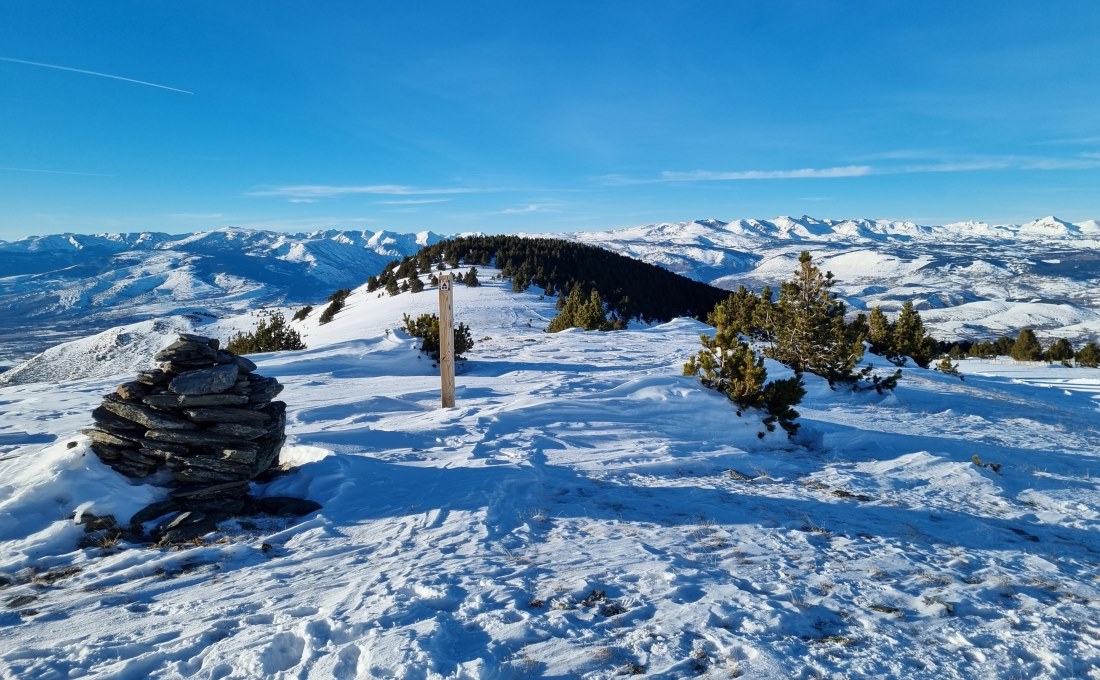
[547, 286, 621, 332]
[402, 313, 474, 360]
[935, 354, 962, 377]
[318, 288, 352, 325]
[292, 305, 312, 322]
[226, 311, 305, 354]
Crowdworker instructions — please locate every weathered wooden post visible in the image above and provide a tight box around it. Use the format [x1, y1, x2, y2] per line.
[438, 273, 456, 408]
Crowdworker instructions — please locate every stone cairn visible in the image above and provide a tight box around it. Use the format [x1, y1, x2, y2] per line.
[81, 334, 316, 544]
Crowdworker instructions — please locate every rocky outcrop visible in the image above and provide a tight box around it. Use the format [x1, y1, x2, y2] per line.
[82, 334, 299, 527]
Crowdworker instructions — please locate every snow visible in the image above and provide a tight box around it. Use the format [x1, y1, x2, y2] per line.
[1, 274, 1099, 678]
[561, 214, 1100, 342]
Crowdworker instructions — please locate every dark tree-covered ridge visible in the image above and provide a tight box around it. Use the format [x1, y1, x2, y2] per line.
[407, 235, 729, 324]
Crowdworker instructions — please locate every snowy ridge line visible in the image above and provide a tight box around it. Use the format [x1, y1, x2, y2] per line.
[4, 213, 1100, 372]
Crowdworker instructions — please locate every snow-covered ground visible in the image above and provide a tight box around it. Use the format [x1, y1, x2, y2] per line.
[1, 274, 1098, 678]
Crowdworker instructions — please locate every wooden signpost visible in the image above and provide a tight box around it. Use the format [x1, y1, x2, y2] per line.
[438, 273, 456, 408]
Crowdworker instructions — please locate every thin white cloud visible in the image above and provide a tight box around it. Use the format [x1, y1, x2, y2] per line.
[1018, 157, 1100, 170]
[0, 165, 111, 177]
[605, 155, 1100, 186]
[0, 56, 193, 95]
[377, 198, 452, 206]
[497, 204, 554, 215]
[660, 166, 873, 181]
[248, 184, 484, 199]
[890, 160, 1010, 174]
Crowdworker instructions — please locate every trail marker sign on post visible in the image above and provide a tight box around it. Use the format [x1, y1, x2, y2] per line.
[438, 273, 456, 408]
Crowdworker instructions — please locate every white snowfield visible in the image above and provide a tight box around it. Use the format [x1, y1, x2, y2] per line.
[1, 274, 1098, 678]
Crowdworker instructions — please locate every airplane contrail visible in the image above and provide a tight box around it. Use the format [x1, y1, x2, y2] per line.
[0, 56, 193, 95]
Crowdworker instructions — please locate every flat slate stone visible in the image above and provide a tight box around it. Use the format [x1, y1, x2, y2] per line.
[167, 453, 250, 476]
[102, 396, 195, 430]
[218, 447, 259, 464]
[177, 393, 249, 407]
[182, 406, 271, 424]
[170, 466, 243, 484]
[90, 442, 126, 461]
[177, 333, 219, 348]
[92, 405, 146, 432]
[119, 448, 165, 466]
[140, 438, 189, 454]
[145, 428, 254, 448]
[135, 369, 168, 385]
[81, 428, 140, 448]
[248, 379, 284, 403]
[155, 340, 216, 363]
[161, 361, 215, 374]
[108, 460, 154, 478]
[168, 363, 239, 396]
[115, 381, 150, 400]
[170, 481, 251, 499]
[141, 394, 183, 409]
[207, 422, 269, 439]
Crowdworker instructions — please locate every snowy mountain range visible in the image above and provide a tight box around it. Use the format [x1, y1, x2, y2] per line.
[2, 270, 1098, 677]
[0, 228, 443, 368]
[3, 215, 1099, 373]
[566, 215, 1100, 343]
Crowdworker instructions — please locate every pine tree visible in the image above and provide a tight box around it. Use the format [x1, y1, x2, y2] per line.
[385, 277, 400, 297]
[867, 306, 893, 356]
[463, 267, 480, 287]
[547, 287, 612, 332]
[751, 286, 777, 344]
[892, 301, 935, 367]
[409, 272, 425, 293]
[1045, 338, 1074, 363]
[1076, 341, 1100, 367]
[1011, 328, 1043, 361]
[684, 331, 767, 406]
[708, 286, 761, 339]
[685, 302, 805, 436]
[767, 252, 864, 383]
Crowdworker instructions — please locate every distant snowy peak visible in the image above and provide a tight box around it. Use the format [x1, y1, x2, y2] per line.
[1018, 215, 1078, 236]
[596, 215, 1099, 245]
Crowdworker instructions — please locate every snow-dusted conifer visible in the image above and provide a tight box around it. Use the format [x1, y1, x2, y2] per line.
[1011, 328, 1043, 362]
[768, 252, 864, 384]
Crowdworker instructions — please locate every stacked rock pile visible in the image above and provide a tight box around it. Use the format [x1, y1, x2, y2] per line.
[82, 333, 287, 515]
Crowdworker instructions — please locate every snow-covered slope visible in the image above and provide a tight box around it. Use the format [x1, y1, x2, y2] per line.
[560, 215, 1100, 343]
[0, 227, 443, 366]
[1, 276, 1098, 678]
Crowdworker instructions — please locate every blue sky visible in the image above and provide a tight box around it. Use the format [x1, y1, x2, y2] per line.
[1, 1, 1099, 240]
